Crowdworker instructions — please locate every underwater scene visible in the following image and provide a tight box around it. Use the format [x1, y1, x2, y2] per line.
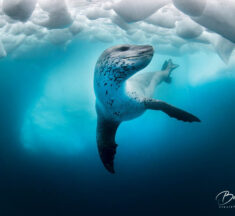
[0, 0, 235, 215]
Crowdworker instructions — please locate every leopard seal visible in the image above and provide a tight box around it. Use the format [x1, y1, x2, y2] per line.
[94, 44, 200, 173]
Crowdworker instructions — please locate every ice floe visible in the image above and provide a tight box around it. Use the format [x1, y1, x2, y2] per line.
[2, 0, 37, 22]
[0, 0, 234, 63]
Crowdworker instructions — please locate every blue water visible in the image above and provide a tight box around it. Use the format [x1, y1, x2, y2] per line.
[0, 39, 235, 215]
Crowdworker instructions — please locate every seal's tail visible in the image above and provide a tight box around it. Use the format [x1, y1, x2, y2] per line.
[161, 59, 179, 83]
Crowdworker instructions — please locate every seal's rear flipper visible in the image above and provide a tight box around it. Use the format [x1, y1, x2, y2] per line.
[162, 59, 179, 72]
[144, 99, 201, 122]
[96, 117, 120, 173]
[161, 59, 179, 83]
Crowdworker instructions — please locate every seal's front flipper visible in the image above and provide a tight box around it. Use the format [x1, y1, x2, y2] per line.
[96, 117, 120, 173]
[144, 99, 201, 122]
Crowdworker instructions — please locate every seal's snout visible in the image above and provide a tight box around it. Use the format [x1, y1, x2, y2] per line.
[128, 45, 154, 70]
[138, 45, 154, 56]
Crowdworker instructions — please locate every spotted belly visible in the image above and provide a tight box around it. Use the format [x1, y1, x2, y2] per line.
[96, 90, 145, 122]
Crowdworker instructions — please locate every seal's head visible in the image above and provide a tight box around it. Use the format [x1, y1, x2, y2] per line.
[95, 44, 154, 82]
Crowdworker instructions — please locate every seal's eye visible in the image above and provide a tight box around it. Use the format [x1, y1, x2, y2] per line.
[118, 46, 130, 52]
